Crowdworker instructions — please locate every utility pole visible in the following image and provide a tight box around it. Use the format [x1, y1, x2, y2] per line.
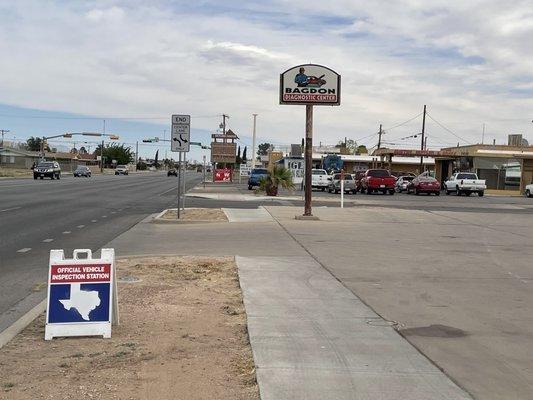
[482, 123, 485, 144]
[0, 129, 9, 147]
[100, 139, 104, 173]
[420, 105, 427, 173]
[377, 124, 383, 149]
[252, 114, 258, 168]
[135, 141, 139, 171]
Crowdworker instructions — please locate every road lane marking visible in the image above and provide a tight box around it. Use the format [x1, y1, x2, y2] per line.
[102, 215, 107, 218]
[0, 206, 21, 213]
[111, 211, 116, 214]
[91, 219, 97, 223]
[42, 238, 54, 243]
[62, 231, 71, 234]
[77, 225, 85, 229]
[17, 248, 31, 253]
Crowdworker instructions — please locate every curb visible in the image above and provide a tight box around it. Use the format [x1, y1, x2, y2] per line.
[0, 299, 46, 349]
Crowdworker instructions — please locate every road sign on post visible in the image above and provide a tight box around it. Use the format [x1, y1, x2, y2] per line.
[171, 115, 190, 152]
[280, 64, 341, 218]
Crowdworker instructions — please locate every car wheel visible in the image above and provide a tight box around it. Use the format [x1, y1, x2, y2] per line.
[366, 188, 372, 195]
[50, 174, 54, 180]
[435, 191, 440, 196]
[352, 190, 357, 195]
[321, 187, 325, 191]
[33, 175, 37, 180]
[456, 186, 461, 196]
[526, 189, 532, 198]
[478, 191, 484, 197]
[415, 188, 419, 195]
[40, 176, 43, 180]
[248, 185, 253, 190]
[389, 190, 395, 195]
[335, 189, 339, 194]
[57, 173, 60, 180]
[445, 187, 450, 195]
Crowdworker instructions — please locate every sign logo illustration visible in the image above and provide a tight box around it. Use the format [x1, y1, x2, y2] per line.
[295, 67, 327, 88]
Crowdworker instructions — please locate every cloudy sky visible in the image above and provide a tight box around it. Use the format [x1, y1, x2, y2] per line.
[1, 0, 533, 159]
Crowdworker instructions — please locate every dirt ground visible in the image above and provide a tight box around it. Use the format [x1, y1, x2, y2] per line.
[0, 168, 32, 178]
[0, 257, 259, 400]
[161, 208, 228, 222]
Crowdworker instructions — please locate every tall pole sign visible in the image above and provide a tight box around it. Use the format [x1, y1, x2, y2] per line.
[171, 115, 191, 219]
[279, 64, 341, 217]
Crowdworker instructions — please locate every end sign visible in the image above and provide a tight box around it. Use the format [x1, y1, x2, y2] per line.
[171, 114, 190, 152]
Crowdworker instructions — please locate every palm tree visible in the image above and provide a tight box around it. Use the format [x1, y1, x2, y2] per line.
[259, 165, 294, 196]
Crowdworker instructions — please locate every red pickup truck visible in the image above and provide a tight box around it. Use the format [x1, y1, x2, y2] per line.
[360, 169, 396, 195]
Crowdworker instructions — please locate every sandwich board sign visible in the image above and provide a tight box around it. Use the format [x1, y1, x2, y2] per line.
[45, 248, 118, 340]
[171, 114, 190, 152]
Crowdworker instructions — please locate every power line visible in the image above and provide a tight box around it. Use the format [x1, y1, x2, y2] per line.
[0, 114, 220, 120]
[426, 113, 472, 144]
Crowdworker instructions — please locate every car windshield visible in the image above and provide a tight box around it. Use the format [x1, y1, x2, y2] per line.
[117, 165, 126, 169]
[37, 162, 54, 168]
[252, 169, 268, 175]
[312, 170, 327, 175]
[75, 166, 86, 171]
[344, 174, 353, 180]
[402, 176, 414, 181]
[457, 173, 477, 179]
[367, 170, 390, 177]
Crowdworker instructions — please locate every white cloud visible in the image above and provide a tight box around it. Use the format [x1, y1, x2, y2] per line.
[0, 0, 532, 149]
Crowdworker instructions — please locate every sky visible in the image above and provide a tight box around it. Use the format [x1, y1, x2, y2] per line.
[1, 0, 533, 160]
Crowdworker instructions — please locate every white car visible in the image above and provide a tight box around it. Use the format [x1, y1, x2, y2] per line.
[444, 172, 486, 196]
[115, 165, 129, 175]
[395, 175, 415, 192]
[525, 183, 533, 198]
[311, 169, 330, 191]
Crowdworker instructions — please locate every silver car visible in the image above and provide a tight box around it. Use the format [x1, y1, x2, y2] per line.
[328, 173, 357, 194]
[395, 175, 414, 192]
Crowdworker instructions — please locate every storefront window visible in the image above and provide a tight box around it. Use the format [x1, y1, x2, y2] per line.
[474, 157, 521, 190]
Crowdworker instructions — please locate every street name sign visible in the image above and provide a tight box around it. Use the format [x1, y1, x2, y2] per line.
[171, 114, 190, 152]
[45, 248, 118, 340]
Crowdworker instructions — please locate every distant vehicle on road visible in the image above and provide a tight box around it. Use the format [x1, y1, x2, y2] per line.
[408, 174, 441, 195]
[395, 176, 415, 192]
[360, 169, 395, 195]
[311, 169, 330, 191]
[525, 183, 533, 198]
[248, 168, 269, 190]
[444, 173, 486, 196]
[328, 173, 356, 194]
[167, 168, 178, 177]
[115, 165, 129, 175]
[33, 161, 61, 180]
[73, 166, 91, 177]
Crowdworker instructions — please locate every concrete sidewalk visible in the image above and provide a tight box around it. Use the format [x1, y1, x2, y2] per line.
[105, 206, 472, 399]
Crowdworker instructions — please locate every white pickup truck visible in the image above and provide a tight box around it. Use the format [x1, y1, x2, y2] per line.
[311, 169, 330, 191]
[444, 172, 486, 196]
[525, 183, 533, 198]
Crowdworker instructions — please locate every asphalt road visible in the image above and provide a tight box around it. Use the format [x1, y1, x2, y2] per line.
[0, 171, 202, 333]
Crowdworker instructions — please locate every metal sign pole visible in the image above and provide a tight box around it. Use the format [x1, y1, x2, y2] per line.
[177, 152, 182, 219]
[182, 151, 186, 211]
[304, 105, 313, 216]
[340, 169, 345, 209]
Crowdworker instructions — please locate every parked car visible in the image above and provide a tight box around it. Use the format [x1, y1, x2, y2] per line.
[395, 176, 415, 192]
[360, 169, 396, 195]
[115, 165, 129, 175]
[408, 174, 441, 195]
[311, 169, 330, 191]
[33, 161, 61, 180]
[444, 172, 486, 196]
[73, 166, 91, 177]
[248, 168, 269, 190]
[328, 173, 357, 194]
[525, 183, 533, 198]
[167, 168, 178, 177]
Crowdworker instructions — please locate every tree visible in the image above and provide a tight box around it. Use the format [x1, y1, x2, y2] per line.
[236, 145, 241, 165]
[93, 143, 134, 167]
[336, 139, 357, 155]
[259, 165, 294, 196]
[79, 146, 88, 154]
[26, 136, 50, 152]
[257, 142, 271, 158]
[356, 145, 368, 154]
[154, 150, 159, 168]
[242, 146, 247, 163]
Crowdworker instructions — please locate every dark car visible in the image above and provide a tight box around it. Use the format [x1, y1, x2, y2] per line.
[33, 161, 61, 180]
[408, 174, 441, 195]
[167, 168, 178, 177]
[73, 166, 91, 177]
[248, 168, 269, 190]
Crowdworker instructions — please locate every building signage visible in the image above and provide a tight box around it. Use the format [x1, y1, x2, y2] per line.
[280, 64, 341, 105]
[171, 114, 190, 152]
[214, 168, 232, 182]
[45, 249, 118, 340]
[240, 164, 252, 177]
